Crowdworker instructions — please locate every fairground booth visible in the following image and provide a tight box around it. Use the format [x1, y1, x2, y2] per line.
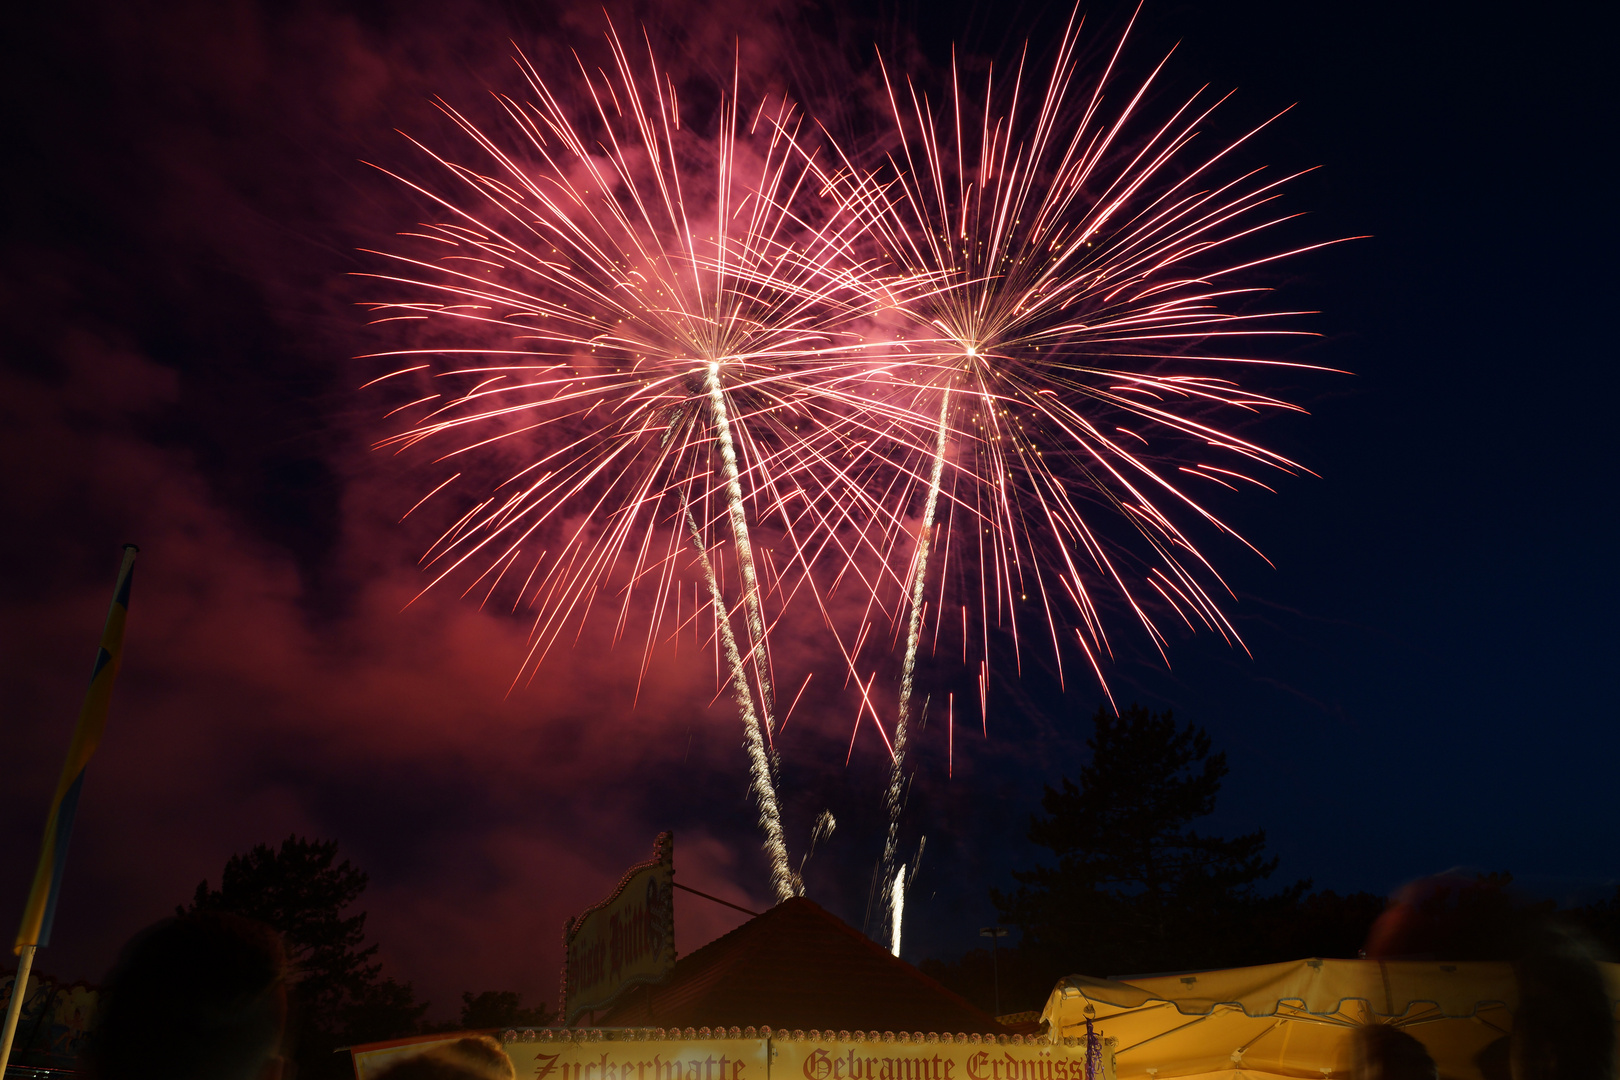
[348, 836, 1620, 1080]
[1040, 958, 1620, 1080]
[351, 835, 1108, 1080]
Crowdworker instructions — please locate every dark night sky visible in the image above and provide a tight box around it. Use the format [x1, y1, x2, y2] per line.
[1, 0, 1614, 1021]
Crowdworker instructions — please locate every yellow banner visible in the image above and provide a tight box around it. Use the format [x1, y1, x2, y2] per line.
[509, 1038, 769, 1080]
[16, 544, 138, 951]
[564, 833, 676, 1023]
[772, 1036, 1113, 1080]
[353, 1033, 1111, 1080]
[354, 1037, 770, 1080]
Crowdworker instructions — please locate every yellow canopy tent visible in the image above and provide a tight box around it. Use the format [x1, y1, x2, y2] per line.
[1040, 958, 1620, 1080]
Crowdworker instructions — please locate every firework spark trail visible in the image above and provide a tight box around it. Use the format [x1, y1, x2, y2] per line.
[704, 361, 777, 729]
[683, 500, 795, 900]
[889, 863, 905, 957]
[795, 8, 1344, 903]
[880, 385, 949, 907]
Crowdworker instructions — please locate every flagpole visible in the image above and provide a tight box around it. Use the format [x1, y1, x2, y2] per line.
[0, 544, 138, 1076]
[0, 946, 36, 1076]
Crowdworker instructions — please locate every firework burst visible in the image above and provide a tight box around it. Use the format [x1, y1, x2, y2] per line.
[359, 25, 892, 901]
[809, 8, 1343, 921]
[356, 7, 1340, 912]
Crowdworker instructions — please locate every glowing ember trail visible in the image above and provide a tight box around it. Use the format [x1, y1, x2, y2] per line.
[684, 502, 794, 901]
[881, 387, 948, 919]
[704, 361, 777, 729]
[889, 863, 905, 957]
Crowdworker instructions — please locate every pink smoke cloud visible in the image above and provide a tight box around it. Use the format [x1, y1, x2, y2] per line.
[0, 0, 1047, 1021]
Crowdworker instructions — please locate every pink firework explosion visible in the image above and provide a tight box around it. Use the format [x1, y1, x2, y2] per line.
[357, 9, 1344, 899]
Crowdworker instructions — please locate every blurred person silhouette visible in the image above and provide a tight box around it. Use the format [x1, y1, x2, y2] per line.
[1511, 920, 1614, 1080]
[83, 911, 289, 1080]
[1350, 1024, 1437, 1080]
[1365, 872, 1614, 1080]
[373, 1035, 514, 1080]
[1364, 871, 1544, 960]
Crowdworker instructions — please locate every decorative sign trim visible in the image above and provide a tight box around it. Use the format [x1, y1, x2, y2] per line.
[562, 832, 676, 1024]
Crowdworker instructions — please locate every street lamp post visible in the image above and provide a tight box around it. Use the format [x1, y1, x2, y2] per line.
[979, 925, 1010, 1017]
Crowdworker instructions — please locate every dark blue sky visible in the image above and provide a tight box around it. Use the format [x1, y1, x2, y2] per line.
[0, 0, 1613, 1016]
[886, 0, 1619, 959]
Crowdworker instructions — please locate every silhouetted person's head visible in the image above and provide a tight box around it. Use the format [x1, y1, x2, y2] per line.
[86, 912, 288, 1080]
[375, 1036, 515, 1080]
[1512, 922, 1615, 1080]
[438, 1036, 516, 1080]
[1367, 876, 1616, 1080]
[1364, 872, 1532, 961]
[1351, 1024, 1437, 1080]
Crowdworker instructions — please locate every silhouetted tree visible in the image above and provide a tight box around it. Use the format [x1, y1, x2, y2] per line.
[184, 836, 427, 1079]
[457, 990, 555, 1030]
[342, 977, 432, 1044]
[994, 705, 1309, 979]
[1266, 888, 1386, 960]
[918, 947, 1057, 1017]
[1568, 885, 1620, 961]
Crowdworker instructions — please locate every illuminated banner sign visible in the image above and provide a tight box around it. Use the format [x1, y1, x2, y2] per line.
[352, 1032, 1111, 1080]
[563, 832, 676, 1024]
[772, 1035, 1113, 1080]
[510, 1037, 769, 1080]
[353, 1035, 768, 1080]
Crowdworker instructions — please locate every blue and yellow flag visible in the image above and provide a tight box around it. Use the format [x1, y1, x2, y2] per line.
[15, 544, 139, 952]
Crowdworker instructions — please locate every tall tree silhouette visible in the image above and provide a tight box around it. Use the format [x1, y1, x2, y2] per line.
[457, 990, 555, 1030]
[183, 836, 426, 1078]
[996, 705, 1307, 977]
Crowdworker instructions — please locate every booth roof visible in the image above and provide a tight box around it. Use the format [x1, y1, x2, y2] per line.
[594, 897, 1009, 1035]
[1040, 957, 1620, 1080]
